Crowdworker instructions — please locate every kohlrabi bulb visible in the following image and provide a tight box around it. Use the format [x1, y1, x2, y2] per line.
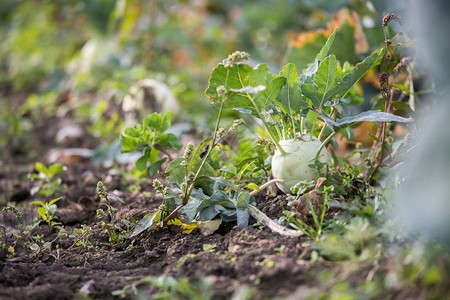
[271, 135, 329, 194]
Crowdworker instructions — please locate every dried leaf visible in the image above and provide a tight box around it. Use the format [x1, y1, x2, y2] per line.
[292, 177, 326, 220]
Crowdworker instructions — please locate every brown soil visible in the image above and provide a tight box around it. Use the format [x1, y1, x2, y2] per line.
[0, 159, 329, 300]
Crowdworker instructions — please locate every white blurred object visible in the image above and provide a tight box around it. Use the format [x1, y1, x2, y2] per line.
[122, 79, 181, 127]
[394, 0, 450, 243]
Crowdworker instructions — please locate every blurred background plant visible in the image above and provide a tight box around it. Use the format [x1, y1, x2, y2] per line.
[0, 0, 393, 147]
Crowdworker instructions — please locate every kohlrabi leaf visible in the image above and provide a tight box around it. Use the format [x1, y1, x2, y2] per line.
[323, 110, 413, 127]
[301, 54, 339, 109]
[233, 108, 252, 114]
[229, 85, 266, 94]
[205, 63, 253, 103]
[228, 64, 286, 114]
[302, 50, 381, 109]
[316, 27, 338, 62]
[333, 50, 381, 100]
[236, 190, 251, 229]
[252, 77, 286, 112]
[132, 212, 160, 237]
[299, 28, 337, 85]
[276, 63, 307, 114]
[205, 63, 285, 116]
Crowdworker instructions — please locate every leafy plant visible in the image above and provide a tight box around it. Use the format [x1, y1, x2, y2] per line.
[130, 112, 257, 237]
[120, 111, 183, 175]
[28, 162, 67, 197]
[205, 30, 412, 194]
[68, 225, 93, 250]
[31, 197, 62, 226]
[202, 243, 217, 253]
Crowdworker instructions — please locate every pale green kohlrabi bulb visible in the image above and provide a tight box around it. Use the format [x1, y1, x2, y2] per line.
[271, 135, 329, 194]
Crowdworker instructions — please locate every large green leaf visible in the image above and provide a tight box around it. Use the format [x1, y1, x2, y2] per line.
[205, 63, 285, 116]
[302, 50, 381, 109]
[276, 63, 307, 114]
[180, 188, 209, 223]
[301, 55, 339, 108]
[316, 27, 338, 62]
[296, 29, 336, 86]
[132, 212, 160, 237]
[322, 110, 413, 128]
[333, 50, 381, 99]
[204, 63, 253, 103]
[252, 76, 286, 112]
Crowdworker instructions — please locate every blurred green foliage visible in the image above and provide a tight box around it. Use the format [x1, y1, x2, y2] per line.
[0, 0, 388, 114]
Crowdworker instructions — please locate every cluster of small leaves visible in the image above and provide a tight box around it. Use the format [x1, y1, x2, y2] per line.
[31, 197, 62, 226]
[221, 137, 272, 183]
[120, 112, 182, 176]
[179, 179, 255, 229]
[68, 225, 93, 249]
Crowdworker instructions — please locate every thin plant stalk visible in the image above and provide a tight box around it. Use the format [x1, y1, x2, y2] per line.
[236, 70, 287, 155]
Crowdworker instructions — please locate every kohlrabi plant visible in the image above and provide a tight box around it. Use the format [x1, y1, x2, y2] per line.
[126, 24, 415, 239]
[205, 28, 412, 194]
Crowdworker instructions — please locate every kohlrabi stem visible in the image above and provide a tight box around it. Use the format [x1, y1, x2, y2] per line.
[314, 130, 340, 160]
[318, 107, 335, 140]
[249, 178, 283, 197]
[310, 111, 319, 139]
[269, 113, 284, 141]
[248, 204, 303, 237]
[236, 69, 287, 155]
[300, 116, 305, 134]
[280, 115, 287, 140]
[318, 124, 327, 141]
[253, 99, 286, 154]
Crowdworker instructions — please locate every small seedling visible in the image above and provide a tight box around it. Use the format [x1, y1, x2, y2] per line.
[68, 225, 93, 249]
[96, 181, 126, 243]
[31, 197, 62, 226]
[275, 245, 286, 254]
[28, 162, 67, 197]
[202, 243, 217, 253]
